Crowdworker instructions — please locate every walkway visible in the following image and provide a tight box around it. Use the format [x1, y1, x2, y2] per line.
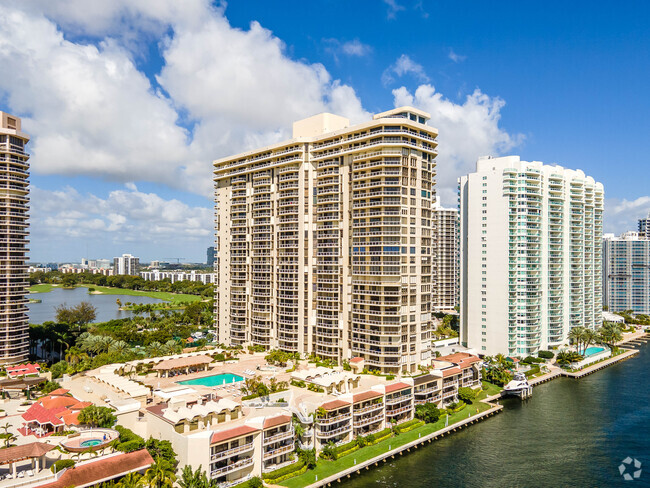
[302, 404, 504, 488]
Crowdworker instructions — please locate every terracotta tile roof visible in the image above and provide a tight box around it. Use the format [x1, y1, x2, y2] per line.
[47, 388, 70, 396]
[437, 352, 481, 368]
[263, 415, 291, 429]
[37, 450, 154, 488]
[210, 425, 259, 445]
[0, 442, 55, 464]
[349, 357, 364, 363]
[352, 390, 383, 403]
[22, 403, 64, 426]
[320, 399, 350, 411]
[61, 411, 81, 426]
[5, 364, 40, 377]
[385, 382, 411, 394]
[40, 396, 78, 410]
[442, 367, 461, 378]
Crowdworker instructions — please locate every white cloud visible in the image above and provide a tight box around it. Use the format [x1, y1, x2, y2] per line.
[604, 196, 650, 235]
[0, 2, 370, 198]
[324, 38, 372, 61]
[449, 49, 467, 63]
[383, 0, 406, 19]
[382, 54, 430, 86]
[393, 84, 524, 205]
[30, 185, 213, 261]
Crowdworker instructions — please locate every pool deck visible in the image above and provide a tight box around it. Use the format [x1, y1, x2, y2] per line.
[560, 348, 639, 378]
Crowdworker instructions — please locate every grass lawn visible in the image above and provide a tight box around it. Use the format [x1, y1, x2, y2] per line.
[78, 284, 202, 305]
[28, 283, 57, 293]
[282, 402, 493, 488]
[476, 381, 503, 401]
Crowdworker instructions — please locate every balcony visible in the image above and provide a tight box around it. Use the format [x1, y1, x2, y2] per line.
[263, 444, 294, 460]
[211, 443, 255, 461]
[211, 457, 254, 477]
[264, 429, 294, 445]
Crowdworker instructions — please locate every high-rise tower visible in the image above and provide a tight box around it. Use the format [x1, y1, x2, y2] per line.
[460, 156, 604, 357]
[214, 107, 438, 373]
[0, 112, 30, 364]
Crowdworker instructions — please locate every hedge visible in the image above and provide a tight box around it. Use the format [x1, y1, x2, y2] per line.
[396, 419, 424, 433]
[51, 459, 75, 473]
[264, 464, 309, 484]
[537, 350, 555, 359]
[262, 459, 305, 480]
[116, 439, 145, 453]
[366, 428, 392, 445]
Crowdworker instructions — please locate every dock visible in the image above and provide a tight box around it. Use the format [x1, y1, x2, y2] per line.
[304, 404, 504, 488]
[560, 348, 639, 379]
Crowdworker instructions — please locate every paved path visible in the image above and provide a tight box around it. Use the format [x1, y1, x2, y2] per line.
[302, 404, 504, 488]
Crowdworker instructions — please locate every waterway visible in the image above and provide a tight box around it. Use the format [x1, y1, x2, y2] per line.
[27, 287, 163, 324]
[342, 344, 650, 487]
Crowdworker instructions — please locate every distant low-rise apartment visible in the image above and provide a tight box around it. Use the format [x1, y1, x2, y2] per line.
[214, 107, 439, 373]
[113, 253, 140, 276]
[460, 156, 604, 357]
[140, 269, 216, 284]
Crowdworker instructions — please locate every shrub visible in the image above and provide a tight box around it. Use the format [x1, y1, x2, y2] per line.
[114, 425, 143, 444]
[51, 459, 75, 473]
[247, 477, 263, 488]
[524, 365, 540, 378]
[40, 381, 61, 395]
[214, 353, 226, 362]
[385, 375, 395, 381]
[537, 350, 554, 359]
[262, 460, 305, 480]
[458, 387, 476, 404]
[396, 419, 424, 433]
[115, 439, 145, 453]
[366, 428, 392, 445]
[415, 403, 441, 423]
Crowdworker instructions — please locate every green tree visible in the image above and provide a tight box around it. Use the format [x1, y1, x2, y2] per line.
[55, 301, 97, 326]
[144, 458, 176, 488]
[414, 403, 441, 423]
[458, 387, 476, 404]
[178, 465, 215, 488]
[598, 322, 623, 350]
[145, 438, 178, 470]
[77, 405, 116, 428]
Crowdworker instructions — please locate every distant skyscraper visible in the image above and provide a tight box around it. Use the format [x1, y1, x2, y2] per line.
[431, 202, 459, 312]
[603, 231, 650, 314]
[214, 107, 438, 373]
[0, 112, 30, 364]
[113, 254, 140, 275]
[207, 246, 215, 267]
[638, 212, 650, 239]
[460, 156, 604, 357]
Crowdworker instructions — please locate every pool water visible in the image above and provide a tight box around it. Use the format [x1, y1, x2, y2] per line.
[80, 439, 102, 447]
[585, 346, 606, 356]
[178, 373, 244, 387]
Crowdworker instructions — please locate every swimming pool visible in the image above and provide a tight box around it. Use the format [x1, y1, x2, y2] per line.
[80, 439, 102, 448]
[585, 346, 606, 356]
[178, 373, 244, 387]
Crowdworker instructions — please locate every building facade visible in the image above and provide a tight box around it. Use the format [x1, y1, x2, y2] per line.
[431, 202, 459, 312]
[207, 246, 215, 267]
[0, 112, 30, 364]
[214, 107, 438, 373]
[603, 231, 650, 314]
[113, 254, 140, 276]
[140, 270, 216, 284]
[460, 156, 604, 357]
[638, 212, 650, 239]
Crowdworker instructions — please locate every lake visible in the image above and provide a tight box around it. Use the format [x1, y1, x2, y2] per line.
[342, 344, 650, 488]
[28, 287, 163, 324]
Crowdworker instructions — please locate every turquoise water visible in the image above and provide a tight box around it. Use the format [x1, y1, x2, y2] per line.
[80, 439, 102, 447]
[178, 373, 243, 387]
[586, 346, 606, 356]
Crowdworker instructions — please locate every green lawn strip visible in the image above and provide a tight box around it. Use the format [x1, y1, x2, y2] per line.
[282, 402, 493, 488]
[78, 284, 201, 304]
[476, 381, 503, 401]
[28, 283, 56, 293]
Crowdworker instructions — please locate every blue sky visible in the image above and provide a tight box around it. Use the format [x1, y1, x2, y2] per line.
[1, 0, 648, 262]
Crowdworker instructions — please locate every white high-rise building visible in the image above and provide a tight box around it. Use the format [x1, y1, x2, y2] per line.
[603, 231, 650, 314]
[460, 156, 604, 357]
[113, 254, 140, 276]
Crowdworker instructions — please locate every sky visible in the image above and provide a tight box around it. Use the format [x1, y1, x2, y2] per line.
[1, 0, 649, 262]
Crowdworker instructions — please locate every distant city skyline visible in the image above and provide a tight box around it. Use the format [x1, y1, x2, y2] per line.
[1, 1, 649, 260]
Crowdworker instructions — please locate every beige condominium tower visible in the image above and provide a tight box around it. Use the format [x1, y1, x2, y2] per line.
[214, 107, 439, 373]
[460, 156, 604, 357]
[0, 112, 30, 364]
[431, 202, 459, 313]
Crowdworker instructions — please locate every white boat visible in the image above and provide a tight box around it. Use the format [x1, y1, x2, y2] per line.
[503, 373, 532, 398]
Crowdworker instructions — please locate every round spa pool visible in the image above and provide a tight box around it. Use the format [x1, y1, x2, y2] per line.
[60, 429, 120, 453]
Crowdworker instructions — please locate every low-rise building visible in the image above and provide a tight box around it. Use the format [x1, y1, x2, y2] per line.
[140, 269, 216, 284]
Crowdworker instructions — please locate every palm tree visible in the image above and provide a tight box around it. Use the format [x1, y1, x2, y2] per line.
[598, 322, 623, 350]
[568, 326, 586, 352]
[119, 472, 144, 488]
[109, 340, 130, 357]
[65, 346, 88, 366]
[145, 459, 176, 488]
[581, 328, 598, 354]
[147, 342, 164, 358]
